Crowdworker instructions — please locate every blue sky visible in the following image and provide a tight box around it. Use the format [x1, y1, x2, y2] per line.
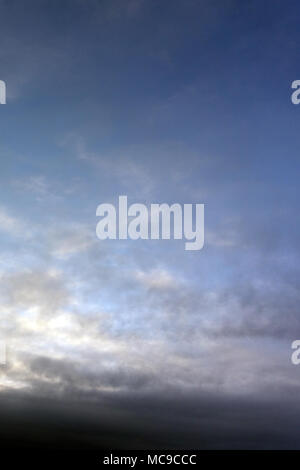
[1, 0, 300, 449]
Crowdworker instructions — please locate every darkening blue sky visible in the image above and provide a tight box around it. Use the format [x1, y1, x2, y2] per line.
[1, 0, 300, 449]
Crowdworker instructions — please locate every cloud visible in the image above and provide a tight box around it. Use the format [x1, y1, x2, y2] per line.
[0, 269, 69, 318]
[0, 344, 300, 449]
[0, 0, 299, 450]
[0, 206, 32, 239]
[12, 175, 62, 203]
[47, 224, 95, 259]
[135, 268, 179, 290]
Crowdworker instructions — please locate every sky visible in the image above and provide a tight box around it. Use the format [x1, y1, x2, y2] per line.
[0, 0, 300, 450]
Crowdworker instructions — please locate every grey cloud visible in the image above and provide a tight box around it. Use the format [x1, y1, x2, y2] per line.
[28, 355, 157, 393]
[0, 270, 69, 316]
[0, 376, 300, 449]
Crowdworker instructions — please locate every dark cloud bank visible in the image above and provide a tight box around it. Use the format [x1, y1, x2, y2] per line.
[1, 354, 300, 451]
